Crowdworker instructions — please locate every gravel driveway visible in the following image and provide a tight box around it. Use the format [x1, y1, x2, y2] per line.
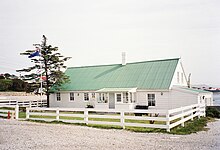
[0, 119, 220, 150]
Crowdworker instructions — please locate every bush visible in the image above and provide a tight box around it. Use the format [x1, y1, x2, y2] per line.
[134, 105, 148, 116]
[206, 107, 220, 118]
[86, 104, 94, 108]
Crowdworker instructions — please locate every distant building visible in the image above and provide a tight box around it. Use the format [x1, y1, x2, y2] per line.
[50, 58, 213, 109]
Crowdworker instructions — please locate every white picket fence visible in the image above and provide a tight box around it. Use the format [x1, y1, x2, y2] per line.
[26, 104, 205, 132]
[0, 105, 19, 119]
[0, 99, 47, 107]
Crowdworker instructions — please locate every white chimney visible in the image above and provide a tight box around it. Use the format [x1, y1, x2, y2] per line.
[122, 52, 126, 65]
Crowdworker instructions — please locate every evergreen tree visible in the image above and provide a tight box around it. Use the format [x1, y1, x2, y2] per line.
[17, 35, 71, 107]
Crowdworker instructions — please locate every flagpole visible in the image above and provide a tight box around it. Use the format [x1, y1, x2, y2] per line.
[40, 60, 43, 107]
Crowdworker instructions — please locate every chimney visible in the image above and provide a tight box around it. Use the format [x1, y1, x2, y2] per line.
[122, 52, 126, 65]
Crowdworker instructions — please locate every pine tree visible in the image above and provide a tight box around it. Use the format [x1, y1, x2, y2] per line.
[17, 35, 71, 107]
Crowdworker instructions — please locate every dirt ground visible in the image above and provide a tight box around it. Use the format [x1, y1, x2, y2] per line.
[0, 119, 220, 150]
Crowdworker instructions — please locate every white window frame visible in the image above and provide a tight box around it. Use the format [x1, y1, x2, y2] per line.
[70, 92, 74, 101]
[115, 93, 123, 103]
[122, 92, 129, 103]
[91, 93, 95, 99]
[84, 93, 89, 101]
[98, 93, 108, 103]
[56, 93, 61, 101]
[147, 94, 155, 106]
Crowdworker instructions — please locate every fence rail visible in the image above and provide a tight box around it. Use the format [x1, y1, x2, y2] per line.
[26, 104, 206, 132]
[0, 105, 19, 119]
[0, 99, 47, 107]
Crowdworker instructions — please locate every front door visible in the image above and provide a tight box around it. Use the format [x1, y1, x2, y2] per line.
[109, 93, 115, 109]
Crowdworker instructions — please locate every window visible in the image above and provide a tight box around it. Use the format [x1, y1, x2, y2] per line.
[177, 72, 180, 83]
[70, 92, 74, 101]
[98, 93, 108, 103]
[148, 94, 155, 106]
[116, 93, 122, 103]
[123, 93, 129, 103]
[84, 93, 89, 101]
[181, 73, 184, 84]
[92, 93, 95, 98]
[56, 93, 61, 101]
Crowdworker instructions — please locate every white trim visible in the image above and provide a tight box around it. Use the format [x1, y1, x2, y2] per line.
[96, 88, 137, 93]
[147, 93, 156, 107]
[69, 92, 74, 102]
[84, 93, 89, 101]
[115, 93, 123, 103]
[56, 93, 61, 102]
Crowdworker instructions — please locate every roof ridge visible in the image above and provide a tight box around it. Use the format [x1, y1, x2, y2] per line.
[67, 58, 180, 69]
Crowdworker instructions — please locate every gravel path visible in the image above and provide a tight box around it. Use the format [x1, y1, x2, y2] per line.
[0, 119, 220, 150]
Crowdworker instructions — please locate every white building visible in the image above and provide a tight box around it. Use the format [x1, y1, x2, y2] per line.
[49, 58, 213, 110]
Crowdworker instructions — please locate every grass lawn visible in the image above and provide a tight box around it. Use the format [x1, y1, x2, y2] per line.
[0, 107, 213, 135]
[24, 117, 213, 134]
[170, 117, 215, 135]
[16, 109, 214, 134]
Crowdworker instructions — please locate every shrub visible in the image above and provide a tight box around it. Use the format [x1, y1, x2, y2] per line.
[206, 107, 220, 118]
[86, 104, 94, 108]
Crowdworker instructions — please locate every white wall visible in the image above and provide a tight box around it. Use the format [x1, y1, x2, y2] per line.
[136, 89, 209, 110]
[49, 88, 210, 110]
[170, 60, 188, 88]
[169, 89, 198, 109]
[136, 91, 170, 109]
[49, 91, 96, 108]
[198, 93, 213, 106]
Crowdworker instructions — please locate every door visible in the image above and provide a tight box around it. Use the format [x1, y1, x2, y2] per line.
[109, 93, 115, 109]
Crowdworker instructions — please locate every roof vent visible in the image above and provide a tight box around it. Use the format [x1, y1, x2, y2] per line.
[122, 52, 126, 65]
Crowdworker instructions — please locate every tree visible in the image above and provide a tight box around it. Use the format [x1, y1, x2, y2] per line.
[17, 35, 71, 107]
[9, 79, 29, 92]
[0, 79, 12, 91]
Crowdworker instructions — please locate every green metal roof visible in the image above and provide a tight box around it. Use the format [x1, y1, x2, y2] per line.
[178, 87, 211, 94]
[56, 58, 179, 91]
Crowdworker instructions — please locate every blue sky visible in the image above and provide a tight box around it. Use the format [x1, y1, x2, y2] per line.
[0, 0, 220, 86]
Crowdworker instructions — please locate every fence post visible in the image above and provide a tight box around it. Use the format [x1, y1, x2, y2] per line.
[191, 106, 194, 121]
[198, 105, 201, 119]
[120, 111, 125, 129]
[166, 110, 170, 132]
[15, 105, 19, 119]
[203, 105, 206, 117]
[26, 108, 29, 119]
[56, 108, 59, 121]
[181, 107, 184, 127]
[29, 101, 32, 108]
[84, 109, 88, 125]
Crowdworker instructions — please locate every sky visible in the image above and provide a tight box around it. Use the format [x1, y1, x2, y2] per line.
[0, 0, 220, 87]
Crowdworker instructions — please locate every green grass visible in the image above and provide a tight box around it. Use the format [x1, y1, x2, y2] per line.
[170, 117, 214, 135]
[30, 115, 56, 119]
[19, 112, 26, 118]
[2, 110, 213, 135]
[88, 124, 122, 129]
[0, 107, 14, 110]
[60, 116, 84, 120]
[125, 126, 165, 133]
[125, 119, 165, 125]
[23, 116, 214, 135]
[89, 117, 120, 122]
